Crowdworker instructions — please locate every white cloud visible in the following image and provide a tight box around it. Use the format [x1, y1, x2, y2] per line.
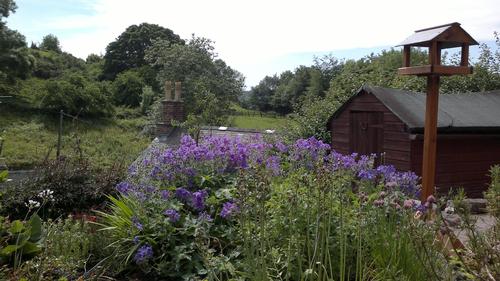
[32, 0, 500, 86]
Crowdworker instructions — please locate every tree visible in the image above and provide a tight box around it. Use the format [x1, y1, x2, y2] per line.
[145, 35, 244, 129]
[112, 70, 145, 106]
[0, 0, 16, 19]
[0, 0, 34, 94]
[39, 34, 61, 53]
[102, 23, 184, 80]
[32, 73, 113, 116]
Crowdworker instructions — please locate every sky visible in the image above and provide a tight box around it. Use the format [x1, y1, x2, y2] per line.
[6, 0, 500, 88]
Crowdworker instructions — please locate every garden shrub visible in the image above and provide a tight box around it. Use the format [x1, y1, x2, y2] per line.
[14, 217, 109, 281]
[97, 135, 452, 280]
[0, 156, 123, 220]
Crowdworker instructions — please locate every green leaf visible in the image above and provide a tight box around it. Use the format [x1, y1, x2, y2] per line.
[20, 241, 41, 255]
[0, 170, 8, 182]
[9, 220, 24, 234]
[0, 244, 21, 256]
[28, 214, 42, 242]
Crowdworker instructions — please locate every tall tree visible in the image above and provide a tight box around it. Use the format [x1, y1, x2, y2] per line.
[102, 23, 184, 80]
[39, 34, 62, 53]
[145, 35, 244, 125]
[0, 0, 33, 94]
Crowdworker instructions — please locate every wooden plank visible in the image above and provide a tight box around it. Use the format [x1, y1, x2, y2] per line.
[461, 44, 469, 67]
[385, 131, 411, 141]
[384, 150, 411, 162]
[403, 46, 411, 67]
[398, 65, 473, 76]
[384, 140, 411, 152]
[421, 75, 440, 201]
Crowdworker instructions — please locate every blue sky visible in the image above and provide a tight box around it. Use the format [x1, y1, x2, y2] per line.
[7, 0, 500, 88]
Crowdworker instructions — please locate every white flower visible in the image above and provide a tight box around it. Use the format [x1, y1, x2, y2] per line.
[26, 200, 40, 208]
[38, 189, 55, 201]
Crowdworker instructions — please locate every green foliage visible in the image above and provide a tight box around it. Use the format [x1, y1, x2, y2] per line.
[0, 110, 150, 170]
[39, 34, 61, 53]
[246, 55, 341, 115]
[102, 23, 184, 80]
[140, 86, 155, 114]
[28, 73, 113, 116]
[15, 217, 109, 280]
[0, 156, 123, 219]
[0, 0, 33, 94]
[30, 49, 85, 79]
[112, 69, 145, 107]
[446, 169, 500, 280]
[146, 35, 244, 131]
[0, 214, 43, 269]
[289, 95, 339, 142]
[485, 165, 500, 217]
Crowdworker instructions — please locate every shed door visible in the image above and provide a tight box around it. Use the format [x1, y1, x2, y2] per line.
[350, 111, 384, 157]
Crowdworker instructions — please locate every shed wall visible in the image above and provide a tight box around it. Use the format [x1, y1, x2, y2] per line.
[411, 136, 500, 198]
[330, 91, 412, 171]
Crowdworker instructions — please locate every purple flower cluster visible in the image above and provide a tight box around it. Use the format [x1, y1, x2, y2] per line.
[117, 135, 421, 225]
[134, 244, 153, 264]
[164, 209, 180, 222]
[220, 202, 239, 219]
[192, 190, 208, 211]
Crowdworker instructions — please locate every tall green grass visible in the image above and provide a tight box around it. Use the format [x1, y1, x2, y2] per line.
[0, 106, 150, 169]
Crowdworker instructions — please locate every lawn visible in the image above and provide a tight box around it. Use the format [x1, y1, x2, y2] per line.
[228, 115, 291, 130]
[0, 106, 151, 170]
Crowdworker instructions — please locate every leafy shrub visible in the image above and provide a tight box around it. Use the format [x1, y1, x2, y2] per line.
[98, 135, 428, 280]
[112, 70, 145, 107]
[0, 214, 43, 269]
[0, 157, 123, 220]
[15, 217, 110, 281]
[26, 73, 113, 117]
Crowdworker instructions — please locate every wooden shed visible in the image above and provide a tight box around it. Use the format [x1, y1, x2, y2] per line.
[328, 85, 500, 197]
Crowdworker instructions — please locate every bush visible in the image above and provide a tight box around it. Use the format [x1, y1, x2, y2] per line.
[112, 70, 145, 107]
[14, 217, 110, 281]
[98, 135, 434, 280]
[0, 156, 124, 220]
[27, 73, 114, 117]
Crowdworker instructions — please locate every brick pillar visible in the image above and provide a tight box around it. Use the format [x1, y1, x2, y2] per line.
[156, 81, 185, 135]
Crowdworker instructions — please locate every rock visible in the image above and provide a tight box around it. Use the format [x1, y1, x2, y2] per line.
[442, 212, 462, 227]
[464, 198, 488, 214]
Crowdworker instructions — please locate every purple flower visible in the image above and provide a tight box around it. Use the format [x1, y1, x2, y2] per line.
[275, 142, 288, 153]
[198, 212, 213, 222]
[116, 182, 133, 194]
[164, 209, 180, 222]
[220, 202, 239, 219]
[192, 190, 208, 211]
[358, 169, 376, 180]
[403, 199, 415, 209]
[175, 188, 192, 202]
[131, 216, 143, 231]
[160, 190, 171, 200]
[134, 244, 153, 264]
[133, 236, 140, 244]
[373, 199, 384, 207]
[266, 155, 281, 175]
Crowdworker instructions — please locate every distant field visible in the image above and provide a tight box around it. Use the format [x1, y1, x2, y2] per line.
[228, 115, 291, 130]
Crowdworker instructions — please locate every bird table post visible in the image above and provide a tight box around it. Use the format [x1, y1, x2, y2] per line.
[396, 23, 478, 201]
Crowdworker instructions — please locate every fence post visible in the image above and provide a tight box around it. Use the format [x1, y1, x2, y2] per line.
[57, 110, 63, 158]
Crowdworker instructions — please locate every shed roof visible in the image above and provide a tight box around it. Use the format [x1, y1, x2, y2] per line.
[330, 85, 500, 133]
[397, 22, 478, 48]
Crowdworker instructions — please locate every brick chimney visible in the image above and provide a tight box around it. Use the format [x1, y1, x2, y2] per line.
[157, 81, 185, 135]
